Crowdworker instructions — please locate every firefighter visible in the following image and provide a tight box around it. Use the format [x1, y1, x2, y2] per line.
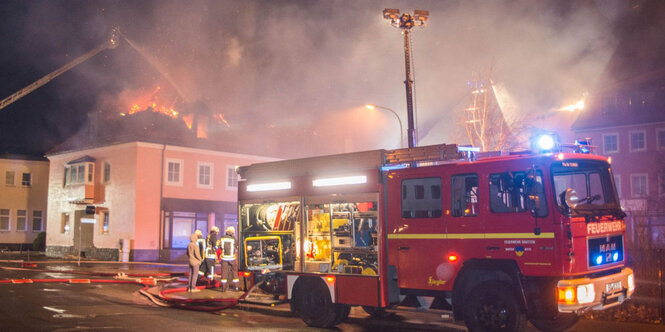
[195, 229, 206, 281]
[204, 226, 220, 282]
[220, 226, 239, 291]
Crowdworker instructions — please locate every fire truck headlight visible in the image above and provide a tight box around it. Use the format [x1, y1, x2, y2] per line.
[577, 283, 595, 304]
[628, 273, 635, 292]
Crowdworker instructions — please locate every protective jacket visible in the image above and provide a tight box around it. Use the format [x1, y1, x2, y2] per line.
[220, 234, 236, 261]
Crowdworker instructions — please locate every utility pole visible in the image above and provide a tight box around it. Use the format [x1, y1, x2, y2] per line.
[383, 9, 429, 148]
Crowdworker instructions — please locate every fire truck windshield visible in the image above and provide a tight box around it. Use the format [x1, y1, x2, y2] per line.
[551, 160, 620, 216]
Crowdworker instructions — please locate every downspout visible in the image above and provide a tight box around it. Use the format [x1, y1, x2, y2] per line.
[158, 144, 166, 260]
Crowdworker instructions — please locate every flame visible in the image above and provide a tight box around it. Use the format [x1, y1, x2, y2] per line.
[123, 86, 179, 119]
[213, 113, 230, 127]
[559, 98, 585, 112]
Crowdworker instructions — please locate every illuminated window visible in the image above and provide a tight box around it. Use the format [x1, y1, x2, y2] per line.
[629, 130, 646, 152]
[603, 134, 618, 154]
[16, 210, 27, 231]
[0, 209, 9, 231]
[5, 171, 14, 186]
[61, 213, 70, 234]
[101, 211, 109, 234]
[32, 211, 43, 232]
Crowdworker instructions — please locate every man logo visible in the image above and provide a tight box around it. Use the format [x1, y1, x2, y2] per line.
[515, 246, 525, 257]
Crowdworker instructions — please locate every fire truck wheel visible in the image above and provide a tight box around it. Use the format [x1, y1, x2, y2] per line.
[292, 277, 338, 328]
[333, 304, 351, 325]
[361, 306, 393, 318]
[463, 281, 527, 332]
[529, 313, 579, 332]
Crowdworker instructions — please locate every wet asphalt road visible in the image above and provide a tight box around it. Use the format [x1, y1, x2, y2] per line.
[1, 257, 664, 332]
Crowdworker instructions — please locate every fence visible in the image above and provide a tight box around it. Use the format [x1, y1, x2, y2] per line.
[626, 248, 664, 324]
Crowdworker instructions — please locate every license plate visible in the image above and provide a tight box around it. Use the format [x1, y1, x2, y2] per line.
[606, 281, 622, 293]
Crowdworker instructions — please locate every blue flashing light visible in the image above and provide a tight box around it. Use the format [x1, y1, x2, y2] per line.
[381, 164, 409, 171]
[596, 255, 603, 265]
[613, 252, 619, 262]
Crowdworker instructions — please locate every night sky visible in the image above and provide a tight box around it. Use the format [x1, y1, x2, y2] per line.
[0, 0, 646, 157]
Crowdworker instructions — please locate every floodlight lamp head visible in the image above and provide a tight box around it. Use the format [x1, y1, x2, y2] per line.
[413, 10, 429, 26]
[383, 8, 400, 23]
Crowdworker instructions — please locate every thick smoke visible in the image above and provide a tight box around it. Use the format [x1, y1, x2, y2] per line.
[2, 0, 631, 157]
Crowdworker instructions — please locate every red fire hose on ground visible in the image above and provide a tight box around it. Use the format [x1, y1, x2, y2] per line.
[0, 264, 247, 312]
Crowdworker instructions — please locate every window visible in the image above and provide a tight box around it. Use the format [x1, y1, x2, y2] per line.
[5, 171, 14, 186]
[32, 211, 42, 232]
[489, 171, 547, 217]
[614, 175, 622, 199]
[166, 159, 183, 186]
[16, 210, 27, 231]
[451, 174, 479, 217]
[601, 94, 617, 115]
[401, 177, 442, 218]
[0, 209, 9, 231]
[65, 162, 93, 185]
[657, 128, 665, 150]
[101, 211, 109, 234]
[197, 163, 213, 188]
[21, 173, 31, 187]
[629, 130, 646, 152]
[603, 134, 618, 154]
[103, 162, 111, 183]
[61, 213, 70, 234]
[226, 165, 238, 189]
[631, 174, 648, 197]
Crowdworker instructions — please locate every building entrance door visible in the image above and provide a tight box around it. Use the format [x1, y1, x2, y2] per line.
[74, 210, 95, 253]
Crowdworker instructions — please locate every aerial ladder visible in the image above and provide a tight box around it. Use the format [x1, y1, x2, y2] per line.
[0, 28, 121, 111]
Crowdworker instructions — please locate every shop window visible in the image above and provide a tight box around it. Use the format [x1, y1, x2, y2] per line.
[0, 209, 9, 231]
[5, 171, 14, 186]
[16, 210, 27, 231]
[166, 159, 183, 186]
[401, 177, 442, 218]
[32, 210, 43, 232]
[21, 173, 31, 187]
[451, 174, 478, 217]
[603, 134, 618, 154]
[61, 213, 70, 234]
[629, 130, 646, 152]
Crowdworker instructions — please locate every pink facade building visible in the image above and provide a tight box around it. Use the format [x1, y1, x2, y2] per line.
[45, 119, 276, 261]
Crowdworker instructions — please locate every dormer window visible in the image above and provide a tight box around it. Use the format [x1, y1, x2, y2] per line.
[65, 155, 96, 186]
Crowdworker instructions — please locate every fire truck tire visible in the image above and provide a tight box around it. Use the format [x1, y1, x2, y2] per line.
[529, 313, 579, 332]
[333, 304, 351, 325]
[463, 281, 527, 332]
[361, 306, 393, 318]
[292, 277, 338, 328]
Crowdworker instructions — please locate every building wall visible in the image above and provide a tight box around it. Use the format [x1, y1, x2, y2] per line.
[46, 143, 138, 257]
[0, 158, 49, 248]
[46, 141, 276, 261]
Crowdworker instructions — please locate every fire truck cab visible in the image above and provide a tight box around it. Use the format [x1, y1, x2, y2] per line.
[236, 142, 634, 332]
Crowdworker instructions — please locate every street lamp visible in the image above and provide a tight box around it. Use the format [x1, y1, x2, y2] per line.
[366, 104, 404, 148]
[382, 8, 429, 148]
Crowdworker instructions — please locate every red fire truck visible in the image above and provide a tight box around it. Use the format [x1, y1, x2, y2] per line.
[236, 141, 634, 332]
